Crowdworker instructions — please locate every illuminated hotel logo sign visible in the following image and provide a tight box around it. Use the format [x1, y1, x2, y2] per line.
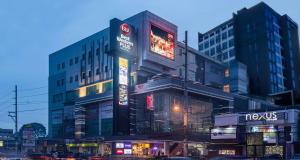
[116, 23, 134, 52]
[150, 24, 175, 60]
[120, 23, 130, 35]
[245, 112, 277, 121]
[119, 57, 128, 106]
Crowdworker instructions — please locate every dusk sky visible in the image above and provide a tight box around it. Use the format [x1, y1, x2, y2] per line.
[0, 0, 299, 132]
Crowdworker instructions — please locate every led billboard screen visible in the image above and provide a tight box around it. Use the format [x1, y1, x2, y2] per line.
[119, 57, 128, 106]
[211, 127, 236, 139]
[150, 24, 175, 60]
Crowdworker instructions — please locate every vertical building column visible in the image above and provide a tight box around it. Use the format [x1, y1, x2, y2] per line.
[164, 141, 170, 157]
[74, 105, 86, 139]
[98, 143, 104, 156]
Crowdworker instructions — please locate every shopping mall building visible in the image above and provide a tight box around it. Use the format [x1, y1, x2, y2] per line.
[210, 109, 300, 159]
[48, 11, 279, 157]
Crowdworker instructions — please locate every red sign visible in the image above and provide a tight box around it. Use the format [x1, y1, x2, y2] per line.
[146, 94, 154, 110]
[120, 23, 130, 35]
[116, 149, 124, 155]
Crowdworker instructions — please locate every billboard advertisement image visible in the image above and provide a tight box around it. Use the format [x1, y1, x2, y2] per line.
[211, 127, 236, 139]
[119, 57, 128, 106]
[150, 24, 175, 60]
[250, 125, 277, 143]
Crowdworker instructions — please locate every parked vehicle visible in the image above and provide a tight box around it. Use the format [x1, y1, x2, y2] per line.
[26, 153, 54, 160]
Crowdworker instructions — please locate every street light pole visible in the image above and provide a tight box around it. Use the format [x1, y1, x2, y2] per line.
[183, 31, 188, 157]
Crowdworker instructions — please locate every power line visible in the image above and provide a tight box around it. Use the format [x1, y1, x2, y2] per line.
[0, 99, 12, 105]
[18, 92, 48, 98]
[0, 97, 13, 111]
[0, 92, 13, 100]
[0, 105, 13, 114]
[18, 107, 47, 113]
[19, 85, 48, 92]
[17, 101, 48, 105]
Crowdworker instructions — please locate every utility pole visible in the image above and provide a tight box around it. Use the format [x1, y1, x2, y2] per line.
[183, 31, 188, 157]
[9, 85, 18, 154]
[15, 85, 18, 141]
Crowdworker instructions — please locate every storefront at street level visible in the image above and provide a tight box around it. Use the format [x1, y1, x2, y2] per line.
[63, 134, 210, 158]
[209, 109, 300, 159]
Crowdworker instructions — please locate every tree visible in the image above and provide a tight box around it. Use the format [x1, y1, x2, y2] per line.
[19, 123, 46, 139]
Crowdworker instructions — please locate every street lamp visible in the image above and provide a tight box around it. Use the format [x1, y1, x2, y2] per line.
[173, 104, 180, 112]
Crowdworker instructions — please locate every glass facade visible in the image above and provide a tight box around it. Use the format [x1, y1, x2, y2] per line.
[135, 91, 217, 135]
[265, 8, 285, 93]
[199, 21, 235, 62]
[51, 110, 63, 138]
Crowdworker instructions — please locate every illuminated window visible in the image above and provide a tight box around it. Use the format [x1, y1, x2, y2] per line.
[223, 84, 230, 93]
[225, 69, 230, 77]
[265, 146, 283, 156]
[79, 87, 86, 98]
[130, 72, 137, 85]
[78, 80, 112, 98]
[219, 150, 235, 155]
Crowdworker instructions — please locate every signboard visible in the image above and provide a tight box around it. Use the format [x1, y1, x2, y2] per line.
[23, 139, 35, 147]
[116, 149, 124, 155]
[124, 149, 132, 155]
[211, 127, 236, 139]
[22, 129, 36, 147]
[146, 94, 154, 110]
[124, 143, 132, 149]
[249, 125, 277, 143]
[150, 24, 175, 60]
[116, 143, 124, 148]
[118, 57, 128, 106]
[110, 18, 136, 135]
[116, 23, 134, 52]
[245, 112, 278, 121]
[101, 103, 113, 119]
[110, 18, 136, 55]
[218, 150, 236, 155]
[115, 142, 132, 155]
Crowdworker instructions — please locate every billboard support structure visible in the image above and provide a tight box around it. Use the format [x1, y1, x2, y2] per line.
[110, 18, 136, 136]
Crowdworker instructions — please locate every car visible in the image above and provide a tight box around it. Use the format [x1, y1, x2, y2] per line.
[26, 153, 54, 160]
[88, 155, 104, 160]
[167, 157, 192, 160]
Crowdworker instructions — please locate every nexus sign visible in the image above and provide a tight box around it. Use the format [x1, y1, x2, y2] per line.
[245, 112, 278, 121]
